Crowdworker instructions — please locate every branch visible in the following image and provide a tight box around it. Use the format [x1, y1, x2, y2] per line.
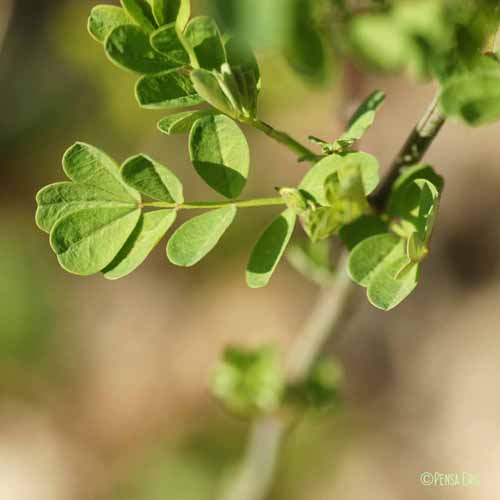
[369, 91, 445, 211]
[219, 91, 448, 500]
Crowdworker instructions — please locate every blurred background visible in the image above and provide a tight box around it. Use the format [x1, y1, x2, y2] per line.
[2, 0, 500, 499]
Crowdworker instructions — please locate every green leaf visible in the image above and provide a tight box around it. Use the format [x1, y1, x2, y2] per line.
[88, 5, 132, 43]
[287, 239, 333, 285]
[334, 90, 385, 151]
[300, 207, 339, 243]
[167, 205, 237, 266]
[224, 36, 260, 116]
[136, 70, 204, 109]
[62, 142, 140, 203]
[189, 115, 250, 198]
[36, 182, 137, 234]
[158, 109, 216, 135]
[103, 209, 177, 279]
[120, 0, 157, 33]
[440, 56, 500, 126]
[246, 209, 296, 288]
[299, 152, 380, 206]
[387, 164, 443, 217]
[339, 215, 388, 250]
[152, 0, 190, 29]
[389, 179, 440, 243]
[121, 154, 183, 203]
[190, 68, 238, 117]
[348, 233, 402, 287]
[183, 16, 226, 70]
[212, 345, 285, 416]
[367, 256, 419, 311]
[50, 207, 141, 276]
[106, 25, 176, 74]
[150, 24, 189, 66]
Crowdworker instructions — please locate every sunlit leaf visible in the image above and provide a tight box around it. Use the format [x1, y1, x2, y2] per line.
[167, 205, 237, 266]
[50, 207, 141, 276]
[246, 209, 296, 288]
[121, 154, 184, 203]
[88, 5, 132, 43]
[189, 115, 250, 198]
[104, 209, 177, 279]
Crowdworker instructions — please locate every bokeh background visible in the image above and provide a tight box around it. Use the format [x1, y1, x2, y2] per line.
[2, 1, 500, 499]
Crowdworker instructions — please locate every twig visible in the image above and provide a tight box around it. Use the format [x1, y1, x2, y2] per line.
[219, 90, 448, 500]
[369, 91, 446, 211]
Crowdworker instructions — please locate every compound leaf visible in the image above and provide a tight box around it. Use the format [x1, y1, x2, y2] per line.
[103, 209, 177, 279]
[50, 207, 141, 276]
[152, 0, 190, 29]
[150, 23, 189, 66]
[106, 25, 176, 74]
[189, 115, 250, 198]
[88, 5, 132, 43]
[120, 0, 157, 33]
[158, 109, 215, 135]
[246, 209, 296, 288]
[136, 69, 203, 109]
[121, 154, 184, 203]
[63, 142, 140, 203]
[183, 16, 226, 70]
[167, 205, 237, 266]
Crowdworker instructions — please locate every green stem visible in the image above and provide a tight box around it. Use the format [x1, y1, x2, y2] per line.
[143, 197, 286, 210]
[249, 119, 322, 162]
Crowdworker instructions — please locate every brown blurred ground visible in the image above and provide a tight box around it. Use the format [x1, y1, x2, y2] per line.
[1, 1, 500, 499]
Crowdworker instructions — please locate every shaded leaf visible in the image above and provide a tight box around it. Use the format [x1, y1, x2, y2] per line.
[246, 209, 296, 288]
[88, 5, 132, 43]
[167, 205, 237, 266]
[150, 23, 189, 66]
[120, 0, 157, 33]
[104, 210, 177, 279]
[339, 215, 388, 250]
[136, 69, 204, 109]
[189, 115, 250, 198]
[121, 154, 183, 203]
[63, 142, 140, 202]
[287, 239, 333, 285]
[152, 0, 190, 29]
[50, 207, 141, 276]
[183, 16, 226, 70]
[106, 25, 176, 74]
[158, 109, 216, 134]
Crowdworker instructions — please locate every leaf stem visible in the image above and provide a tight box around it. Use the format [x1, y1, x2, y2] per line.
[143, 197, 286, 210]
[249, 118, 323, 162]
